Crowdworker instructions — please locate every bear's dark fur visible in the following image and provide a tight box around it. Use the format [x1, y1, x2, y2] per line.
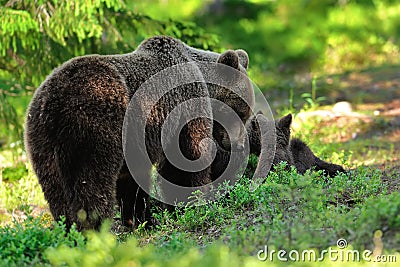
[272, 114, 294, 167]
[25, 36, 253, 230]
[290, 138, 345, 176]
[246, 113, 345, 177]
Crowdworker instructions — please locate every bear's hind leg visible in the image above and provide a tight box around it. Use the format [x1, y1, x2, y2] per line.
[116, 163, 152, 228]
[32, 159, 71, 228]
[68, 155, 122, 230]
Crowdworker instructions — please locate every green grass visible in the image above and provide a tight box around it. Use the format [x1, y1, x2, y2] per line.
[0, 163, 47, 219]
[1, 164, 398, 266]
[0, 216, 85, 266]
[141, 163, 388, 253]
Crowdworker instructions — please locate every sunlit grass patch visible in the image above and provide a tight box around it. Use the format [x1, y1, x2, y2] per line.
[1, 162, 47, 226]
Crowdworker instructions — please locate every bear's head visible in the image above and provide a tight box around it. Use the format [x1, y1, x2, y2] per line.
[247, 112, 294, 166]
[273, 114, 293, 165]
[211, 49, 254, 152]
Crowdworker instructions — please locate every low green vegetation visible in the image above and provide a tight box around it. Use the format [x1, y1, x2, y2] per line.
[1, 161, 399, 266]
[0, 217, 84, 266]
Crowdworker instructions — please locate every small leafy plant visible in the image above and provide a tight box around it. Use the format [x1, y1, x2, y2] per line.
[0, 216, 85, 266]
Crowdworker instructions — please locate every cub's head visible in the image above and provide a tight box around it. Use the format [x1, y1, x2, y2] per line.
[246, 112, 293, 166]
[211, 49, 254, 152]
[273, 114, 293, 166]
[275, 114, 292, 150]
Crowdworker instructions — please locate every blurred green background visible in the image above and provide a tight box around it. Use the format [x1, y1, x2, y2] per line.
[1, 0, 400, 148]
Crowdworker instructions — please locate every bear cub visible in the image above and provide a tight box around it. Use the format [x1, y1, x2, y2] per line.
[248, 113, 345, 176]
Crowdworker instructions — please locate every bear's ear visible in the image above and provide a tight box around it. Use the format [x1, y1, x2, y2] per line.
[217, 50, 239, 69]
[277, 114, 292, 140]
[236, 49, 249, 69]
[278, 114, 292, 129]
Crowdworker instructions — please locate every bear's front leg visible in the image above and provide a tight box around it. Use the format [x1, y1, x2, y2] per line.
[157, 117, 213, 207]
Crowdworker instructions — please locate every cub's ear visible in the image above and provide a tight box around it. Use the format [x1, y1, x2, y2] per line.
[278, 114, 292, 129]
[277, 114, 292, 143]
[218, 50, 239, 69]
[236, 49, 249, 69]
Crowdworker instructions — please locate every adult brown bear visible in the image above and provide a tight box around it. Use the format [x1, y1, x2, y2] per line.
[25, 36, 254, 230]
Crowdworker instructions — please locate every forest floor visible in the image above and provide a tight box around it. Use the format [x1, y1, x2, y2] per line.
[317, 66, 400, 192]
